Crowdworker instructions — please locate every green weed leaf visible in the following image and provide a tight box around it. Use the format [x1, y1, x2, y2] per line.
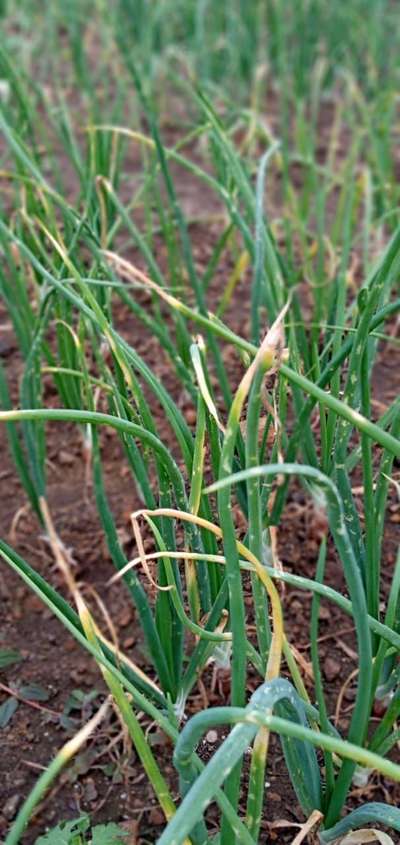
[19, 684, 49, 701]
[35, 815, 90, 844]
[91, 823, 128, 844]
[0, 649, 22, 669]
[0, 696, 18, 728]
[34, 818, 127, 845]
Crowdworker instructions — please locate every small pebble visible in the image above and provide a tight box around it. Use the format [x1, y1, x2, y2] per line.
[318, 605, 331, 621]
[58, 449, 75, 466]
[3, 794, 20, 821]
[118, 608, 133, 628]
[83, 777, 98, 803]
[324, 656, 341, 682]
[206, 730, 218, 744]
[184, 408, 197, 426]
[148, 807, 164, 825]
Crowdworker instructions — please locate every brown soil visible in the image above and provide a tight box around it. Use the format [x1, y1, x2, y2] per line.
[1, 129, 400, 843]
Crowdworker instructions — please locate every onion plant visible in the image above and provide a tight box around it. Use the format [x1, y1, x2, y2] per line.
[1, 2, 400, 843]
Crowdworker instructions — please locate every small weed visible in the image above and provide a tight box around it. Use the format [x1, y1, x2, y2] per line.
[35, 815, 127, 845]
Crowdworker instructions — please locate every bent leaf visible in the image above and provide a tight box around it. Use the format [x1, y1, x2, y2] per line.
[320, 803, 400, 843]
